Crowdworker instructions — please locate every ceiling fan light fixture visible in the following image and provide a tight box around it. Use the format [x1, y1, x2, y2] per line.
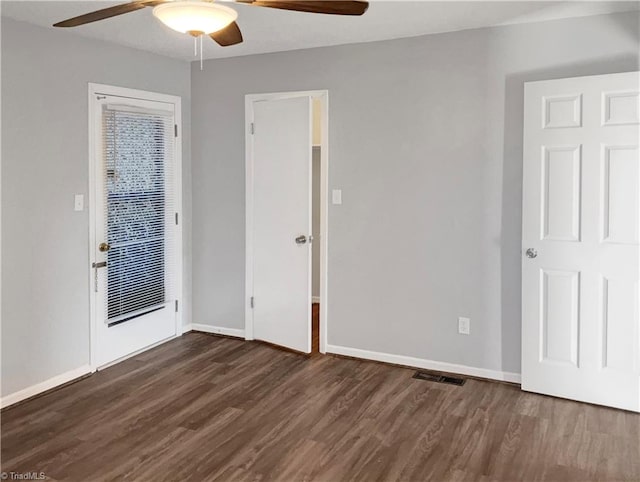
[153, 1, 238, 36]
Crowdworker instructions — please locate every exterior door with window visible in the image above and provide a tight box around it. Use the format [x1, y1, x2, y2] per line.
[91, 89, 180, 368]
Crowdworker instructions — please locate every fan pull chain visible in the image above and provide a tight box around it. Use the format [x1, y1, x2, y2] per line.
[194, 36, 197, 57]
[200, 35, 204, 71]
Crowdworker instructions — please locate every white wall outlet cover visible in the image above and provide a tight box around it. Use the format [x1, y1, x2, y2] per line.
[458, 317, 471, 335]
[74, 194, 84, 212]
[332, 189, 342, 205]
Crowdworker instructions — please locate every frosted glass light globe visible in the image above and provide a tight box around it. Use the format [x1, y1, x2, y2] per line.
[153, 2, 237, 35]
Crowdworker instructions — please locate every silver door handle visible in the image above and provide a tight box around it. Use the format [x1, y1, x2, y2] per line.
[92, 261, 107, 292]
[295, 235, 308, 244]
[525, 248, 537, 259]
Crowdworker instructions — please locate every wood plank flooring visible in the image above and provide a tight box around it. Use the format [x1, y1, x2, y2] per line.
[2, 333, 639, 481]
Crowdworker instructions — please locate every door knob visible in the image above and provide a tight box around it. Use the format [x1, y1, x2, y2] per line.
[99, 242, 111, 252]
[295, 235, 308, 245]
[525, 248, 537, 259]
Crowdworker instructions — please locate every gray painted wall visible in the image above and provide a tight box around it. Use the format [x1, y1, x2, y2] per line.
[1, 18, 192, 397]
[191, 12, 639, 374]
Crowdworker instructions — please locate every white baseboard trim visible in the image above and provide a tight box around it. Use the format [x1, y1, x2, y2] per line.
[326, 344, 521, 384]
[191, 324, 245, 339]
[1, 364, 92, 409]
[183, 323, 193, 333]
[312, 296, 321, 304]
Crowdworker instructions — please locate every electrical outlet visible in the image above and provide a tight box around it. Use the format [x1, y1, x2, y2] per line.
[458, 317, 470, 335]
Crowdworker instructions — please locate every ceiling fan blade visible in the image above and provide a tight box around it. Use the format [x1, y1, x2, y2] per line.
[241, 1, 369, 16]
[53, 1, 163, 28]
[210, 21, 244, 46]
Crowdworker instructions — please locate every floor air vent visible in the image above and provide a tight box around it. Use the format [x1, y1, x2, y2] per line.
[412, 371, 466, 386]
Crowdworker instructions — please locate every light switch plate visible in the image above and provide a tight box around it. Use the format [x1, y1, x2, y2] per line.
[74, 194, 84, 212]
[332, 189, 342, 205]
[458, 317, 470, 335]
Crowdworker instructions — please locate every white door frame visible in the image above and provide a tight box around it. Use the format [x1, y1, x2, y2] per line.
[245, 90, 329, 354]
[88, 83, 184, 371]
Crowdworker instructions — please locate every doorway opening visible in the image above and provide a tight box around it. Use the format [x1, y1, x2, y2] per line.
[311, 98, 322, 353]
[245, 90, 328, 355]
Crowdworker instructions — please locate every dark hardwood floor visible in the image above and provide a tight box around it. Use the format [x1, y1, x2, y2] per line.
[2, 332, 639, 481]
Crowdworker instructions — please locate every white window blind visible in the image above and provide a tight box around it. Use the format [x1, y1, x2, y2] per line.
[102, 104, 176, 325]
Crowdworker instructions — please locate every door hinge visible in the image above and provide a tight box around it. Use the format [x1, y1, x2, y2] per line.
[250, 123, 255, 135]
[175, 212, 179, 225]
[174, 124, 178, 137]
[250, 296, 254, 309]
[175, 300, 179, 312]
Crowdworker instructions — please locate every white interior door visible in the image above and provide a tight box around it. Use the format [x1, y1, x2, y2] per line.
[522, 71, 640, 412]
[92, 93, 179, 368]
[249, 96, 313, 353]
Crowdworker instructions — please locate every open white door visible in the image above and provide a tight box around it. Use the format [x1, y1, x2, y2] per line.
[248, 96, 313, 353]
[522, 71, 640, 412]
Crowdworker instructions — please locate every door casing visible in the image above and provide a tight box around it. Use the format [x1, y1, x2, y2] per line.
[245, 90, 329, 353]
[88, 83, 184, 371]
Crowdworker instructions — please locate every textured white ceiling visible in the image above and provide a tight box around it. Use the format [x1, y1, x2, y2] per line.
[2, 1, 639, 60]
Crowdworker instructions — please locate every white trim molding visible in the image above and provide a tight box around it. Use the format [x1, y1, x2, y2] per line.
[326, 344, 521, 384]
[1, 365, 92, 409]
[312, 296, 321, 304]
[191, 324, 245, 339]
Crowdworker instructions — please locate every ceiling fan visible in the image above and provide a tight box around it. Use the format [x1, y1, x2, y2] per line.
[53, 1, 370, 48]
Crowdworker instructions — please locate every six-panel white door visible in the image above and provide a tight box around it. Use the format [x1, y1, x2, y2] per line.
[249, 96, 313, 353]
[522, 71, 640, 412]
